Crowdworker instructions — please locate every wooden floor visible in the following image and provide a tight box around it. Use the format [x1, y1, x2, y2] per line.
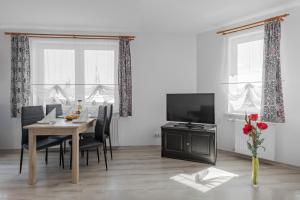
[0, 146, 300, 200]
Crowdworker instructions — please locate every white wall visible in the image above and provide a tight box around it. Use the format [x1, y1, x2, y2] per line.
[0, 32, 21, 149]
[119, 34, 197, 146]
[275, 6, 300, 166]
[197, 31, 235, 151]
[197, 5, 300, 166]
[0, 31, 197, 149]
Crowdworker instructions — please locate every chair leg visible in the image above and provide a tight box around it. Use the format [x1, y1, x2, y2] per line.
[108, 135, 113, 159]
[60, 143, 64, 169]
[70, 148, 72, 170]
[63, 141, 67, 154]
[60, 144, 62, 166]
[45, 148, 48, 165]
[104, 140, 107, 155]
[103, 145, 108, 170]
[86, 150, 89, 166]
[62, 147, 64, 169]
[96, 147, 100, 164]
[19, 147, 24, 174]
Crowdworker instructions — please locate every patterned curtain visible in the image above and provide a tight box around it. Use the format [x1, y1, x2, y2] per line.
[11, 35, 31, 118]
[118, 39, 132, 117]
[261, 20, 285, 123]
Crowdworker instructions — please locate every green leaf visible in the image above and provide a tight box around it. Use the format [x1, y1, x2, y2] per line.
[256, 140, 261, 145]
[247, 142, 252, 151]
[256, 138, 264, 146]
[258, 146, 266, 151]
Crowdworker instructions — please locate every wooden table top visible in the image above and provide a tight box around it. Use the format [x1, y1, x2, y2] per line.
[23, 118, 96, 129]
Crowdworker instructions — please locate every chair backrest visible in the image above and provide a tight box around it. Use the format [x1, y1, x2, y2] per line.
[105, 104, 113, 135]
[46, 104, 63, 117]
[94, 105, 107, 142]
[21, 106, 44, 145]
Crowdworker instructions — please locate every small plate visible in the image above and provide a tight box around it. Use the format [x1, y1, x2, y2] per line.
[37, 121, 56, 124]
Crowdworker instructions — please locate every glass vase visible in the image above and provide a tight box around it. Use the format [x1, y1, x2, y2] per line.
[76, 100, 83, 115]
[252, 156, 259, 186]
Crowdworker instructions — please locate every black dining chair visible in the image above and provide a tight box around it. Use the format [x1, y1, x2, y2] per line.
[20, 106, 65, 174]
[46, 104, 63, 117]
[46, 104, 70, 156]
[105, 104, 113, 159]
[81, 104, 113, 159]
[70, 105, 108, 170]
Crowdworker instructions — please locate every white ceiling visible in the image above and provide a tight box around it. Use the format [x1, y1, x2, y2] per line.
[0, 0, 298, 34]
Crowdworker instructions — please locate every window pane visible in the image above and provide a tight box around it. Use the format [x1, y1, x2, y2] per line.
[44, 49, 75, 84]
[237, 40, 263, 82]
[34, 49, 76, 105]
[32, 84, 75, 106]
[228, 83, 262, 114]
[31, 39, 119, 114]
[84, 50, 116, 105]
[84, 50, 115, 84]
[228, 37, 263, 114]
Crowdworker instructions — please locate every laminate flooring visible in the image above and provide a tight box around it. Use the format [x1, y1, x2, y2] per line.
[0, 146, 299, 200]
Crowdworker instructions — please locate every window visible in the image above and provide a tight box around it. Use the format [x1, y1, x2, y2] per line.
[228, 31, 264, 115]
[31, 39, 119, 114]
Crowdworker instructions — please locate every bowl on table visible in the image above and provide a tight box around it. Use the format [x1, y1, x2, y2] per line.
[64, 115, 79, 121]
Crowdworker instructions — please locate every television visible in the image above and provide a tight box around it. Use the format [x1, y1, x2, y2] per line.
[167, 93, 215, 124]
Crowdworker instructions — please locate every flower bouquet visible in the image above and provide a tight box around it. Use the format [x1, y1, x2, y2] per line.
[242, 114, 268, 186]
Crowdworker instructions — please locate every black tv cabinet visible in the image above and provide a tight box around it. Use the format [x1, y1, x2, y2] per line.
[161, 122, 217, 164]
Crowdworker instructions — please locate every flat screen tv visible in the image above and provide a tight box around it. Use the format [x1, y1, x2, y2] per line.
[167, 93, 215, 124]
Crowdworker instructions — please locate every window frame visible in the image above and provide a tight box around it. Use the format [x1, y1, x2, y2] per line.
[227, 30, 264, 116]
[30, 38, 119, 113]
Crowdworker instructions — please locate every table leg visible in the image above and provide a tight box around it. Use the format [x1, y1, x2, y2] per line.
[28, 130, 36, 185]
[72, 131, 79, 184]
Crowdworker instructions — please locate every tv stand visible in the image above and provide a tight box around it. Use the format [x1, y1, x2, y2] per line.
[161, 122, 217, 164]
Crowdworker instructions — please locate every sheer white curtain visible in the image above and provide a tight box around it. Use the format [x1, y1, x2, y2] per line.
[30, 38, 119, 115]
[228, 31, 264, 115]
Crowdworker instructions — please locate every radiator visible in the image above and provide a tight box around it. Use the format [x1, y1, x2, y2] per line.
[234, 120, 275, 160]
[110, 115, 119, 146]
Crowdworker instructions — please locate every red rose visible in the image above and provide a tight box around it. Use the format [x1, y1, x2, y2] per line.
[248, 114, 258, 121]
[243, 124, 253, 135]
[257, 122, 268, 130]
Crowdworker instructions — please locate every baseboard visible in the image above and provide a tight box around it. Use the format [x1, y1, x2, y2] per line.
[111, 145, 161, 150]
[219, 149, 300, 171]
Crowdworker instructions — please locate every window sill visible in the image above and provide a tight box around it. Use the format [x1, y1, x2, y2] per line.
[225, 113, 263, 122]
[225, 113, 245, 121]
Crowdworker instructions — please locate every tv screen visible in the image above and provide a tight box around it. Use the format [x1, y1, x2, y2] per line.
[167, 93, 215, 124]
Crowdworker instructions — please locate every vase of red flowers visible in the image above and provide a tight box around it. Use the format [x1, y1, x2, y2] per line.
[242, 114, 268, 186]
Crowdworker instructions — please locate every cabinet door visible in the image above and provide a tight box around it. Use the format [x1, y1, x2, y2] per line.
[164, 131, 185, 153]
[189, 133, 211, 155]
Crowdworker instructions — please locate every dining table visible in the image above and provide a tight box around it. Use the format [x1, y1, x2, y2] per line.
[23, 118, 96, 185]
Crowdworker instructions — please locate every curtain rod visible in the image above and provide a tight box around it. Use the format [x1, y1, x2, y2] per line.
[4, 32, 135, 40]
[217, 13, 289, 35]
